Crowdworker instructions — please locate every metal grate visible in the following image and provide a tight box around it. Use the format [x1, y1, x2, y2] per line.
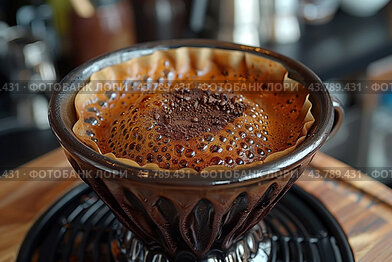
[17, 184, 354, 262]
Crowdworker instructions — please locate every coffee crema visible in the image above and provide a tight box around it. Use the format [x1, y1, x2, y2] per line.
[73, 48, 314, 171]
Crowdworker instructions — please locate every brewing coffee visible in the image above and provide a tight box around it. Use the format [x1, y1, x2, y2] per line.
[50, 41, 340, 260]
[73, 48, 314, 171]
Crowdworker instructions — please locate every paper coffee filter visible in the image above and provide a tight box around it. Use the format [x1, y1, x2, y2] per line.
[73, 47, 314, 173]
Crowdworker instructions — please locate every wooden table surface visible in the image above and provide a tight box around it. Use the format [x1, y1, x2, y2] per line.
[1, 149, 392, 262]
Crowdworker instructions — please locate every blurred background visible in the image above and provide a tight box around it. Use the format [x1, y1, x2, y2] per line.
[0, 0, 392, 186]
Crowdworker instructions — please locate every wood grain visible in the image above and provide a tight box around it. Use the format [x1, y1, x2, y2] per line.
[302, 152, 392, 262]
[0, 149, 80, 262]
[1, 149, 392, 261]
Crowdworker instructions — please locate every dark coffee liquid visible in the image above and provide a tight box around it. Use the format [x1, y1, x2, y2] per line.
[80, 83, 308, 171]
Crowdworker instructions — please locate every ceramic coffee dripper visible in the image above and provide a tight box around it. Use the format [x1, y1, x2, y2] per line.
[49, 40, 343, 261]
